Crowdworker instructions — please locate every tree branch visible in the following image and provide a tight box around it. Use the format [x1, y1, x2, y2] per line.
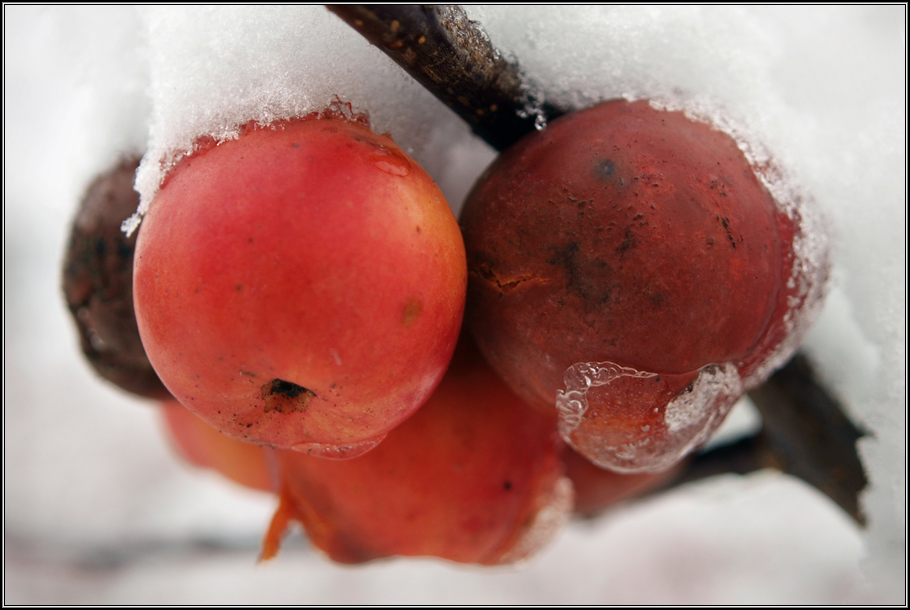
[327, 4, 564, 151]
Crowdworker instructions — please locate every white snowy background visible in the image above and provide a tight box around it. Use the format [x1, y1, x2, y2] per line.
[4, 5, 905, 604]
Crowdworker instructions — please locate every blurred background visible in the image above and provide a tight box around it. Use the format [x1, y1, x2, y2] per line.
[4, 5, 905, 604]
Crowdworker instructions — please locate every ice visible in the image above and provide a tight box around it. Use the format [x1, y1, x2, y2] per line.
[5, 4, 905, 603]
[743, 191, 832, 389]
[515, 78, 549, 131]
[557, 361, 743, 473]
[555, 361, 656, 436]
[664, 364, 742, 435]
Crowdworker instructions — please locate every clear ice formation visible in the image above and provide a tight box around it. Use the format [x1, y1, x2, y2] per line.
[556, 361, 743, 473]
[555, 361, 657, 436]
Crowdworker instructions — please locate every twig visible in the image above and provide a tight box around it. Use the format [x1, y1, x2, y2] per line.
[327, 4, 565, 151]
[748, 354, 868, 524]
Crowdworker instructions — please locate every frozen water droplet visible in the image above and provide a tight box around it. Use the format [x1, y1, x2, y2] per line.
[292, 435, 386, 460]
[516, 76, 548, 131]
[557, 360, 743, 474]
[373, 159, 410, 176]
[369, 146, 411, 177]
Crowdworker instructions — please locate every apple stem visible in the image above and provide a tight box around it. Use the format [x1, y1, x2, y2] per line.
[326, 4, 565, 151]
[331, 3, 869, 526]
[747, 354, 869, 524]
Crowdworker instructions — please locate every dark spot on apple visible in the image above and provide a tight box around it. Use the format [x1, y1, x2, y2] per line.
[262, 378, 316, 414]
[618, 227, 637, 255]
[719, 216, 737, 248]
[546, 242, 615, 311]
[403, 298, 423, 326]
[596, 159, 616, 179]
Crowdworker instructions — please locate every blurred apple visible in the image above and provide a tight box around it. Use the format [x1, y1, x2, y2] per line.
[62, 155, 170, 400]
[161, 399, 274, 493]
[261, 335, 572, 565]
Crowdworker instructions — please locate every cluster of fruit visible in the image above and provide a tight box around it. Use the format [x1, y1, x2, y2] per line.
[64, 97, 827, 565]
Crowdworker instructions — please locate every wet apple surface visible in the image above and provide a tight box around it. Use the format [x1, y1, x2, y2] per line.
[134, 114, 467, 454]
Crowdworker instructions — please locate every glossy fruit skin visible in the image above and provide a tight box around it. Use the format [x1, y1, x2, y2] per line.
[261, 335, 570, 565]
[134, 116, 467, 453]
[460, 99, 824, 472]
[161, 399, 273, 493]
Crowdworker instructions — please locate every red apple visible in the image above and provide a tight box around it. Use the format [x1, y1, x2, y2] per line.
[134, 113, 467, 454]
[460, 99, 828, 472]
[562, 446, 680, 516]
[261, 336, 571, 565]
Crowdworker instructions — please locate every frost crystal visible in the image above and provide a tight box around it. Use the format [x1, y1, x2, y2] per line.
[515, 76, 548, 131]
[743, 183, 831, 389]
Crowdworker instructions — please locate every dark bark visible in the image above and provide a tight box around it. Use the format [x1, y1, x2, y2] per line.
[327, 4, 565, 151]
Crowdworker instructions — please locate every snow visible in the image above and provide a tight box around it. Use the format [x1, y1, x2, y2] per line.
[4, 4, 905, 604]
[131, 5, 491, 227]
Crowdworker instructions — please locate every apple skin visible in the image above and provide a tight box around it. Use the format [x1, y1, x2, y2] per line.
[160, 399, 274, 493]
[460, 99, 827, 472]
[134, 115, 467, 453]
[261, 335, 571, 565]
[562, 446, 680, 516]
